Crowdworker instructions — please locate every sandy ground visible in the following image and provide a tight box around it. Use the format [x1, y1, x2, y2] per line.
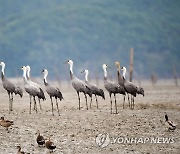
[0, 79, 180, 154]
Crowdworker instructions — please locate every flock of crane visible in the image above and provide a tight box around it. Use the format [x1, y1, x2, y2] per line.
[1, 60, 177, 153]
[0, 60, 144, 115]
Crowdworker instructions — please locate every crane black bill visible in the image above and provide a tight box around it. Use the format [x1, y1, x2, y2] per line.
[106, 65, 111, 68]
[64, 60, 69, 64]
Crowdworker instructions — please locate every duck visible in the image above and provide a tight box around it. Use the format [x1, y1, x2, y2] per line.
[165, 114, 176, 131]
[45, 137, 56, 152]
[36, 130, 45, 146]
[16, 146, 25, 154]
[0, 117, 13, 131]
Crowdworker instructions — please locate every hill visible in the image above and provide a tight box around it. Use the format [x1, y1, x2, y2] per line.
[0, 0, 180, 79]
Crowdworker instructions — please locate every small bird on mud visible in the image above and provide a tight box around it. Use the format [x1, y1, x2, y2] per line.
[165, 114, 176, 131]
[45, 137, 56, 152]
[36, 130, 45, 146]
[16, 145, 25, 154]
[0, 116, 13, 131]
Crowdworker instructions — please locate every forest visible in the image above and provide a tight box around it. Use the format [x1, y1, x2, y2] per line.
[0, 0, 179, 79]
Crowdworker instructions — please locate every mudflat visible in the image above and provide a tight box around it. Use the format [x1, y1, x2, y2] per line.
[0, 80, 179, 154]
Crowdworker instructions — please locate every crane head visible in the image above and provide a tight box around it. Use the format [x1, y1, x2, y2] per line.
[21, 66, 26, 71]
[102, 64, 108, 70]
[64, 59, 73, 65]
[121, 66, 126, 71]
[115, 61, 120, 70]
[26, 65, 30, 71]
[0, 62, 5, 67]
[41, 69, 48, 74]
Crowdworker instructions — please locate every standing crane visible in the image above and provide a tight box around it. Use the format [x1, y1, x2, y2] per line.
[21, 66, 41, 114]
[102, 64, 125, 114]
[42, 69, 63, 116]
[26, 65, 45, 110]
[65, 60, 91, 110]
[121, 66, 138, 109]
[81, 69, 105, 109]
[115, 62, 126, 109]
[0, 62, 23, 113]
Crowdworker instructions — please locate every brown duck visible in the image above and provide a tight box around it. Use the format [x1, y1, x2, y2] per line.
[0, 117, 13, 130]
[45, 137, 56, 151]
[165, 114, 176, 131]
[16, 146, 25, 154]
[36, 130, 45, 146]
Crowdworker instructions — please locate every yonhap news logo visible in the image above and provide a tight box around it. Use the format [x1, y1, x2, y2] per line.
[95, 133, 110, 148]
[95, 133, 175, 148]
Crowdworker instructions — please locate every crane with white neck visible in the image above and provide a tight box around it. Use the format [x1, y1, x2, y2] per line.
[65, 59, 92, 110]
[21, 66, 41, 114]
[81, 69, 105, 109]
[121, 66, 138, 109]
[0, 62, 23, 113]
[102, 64, 125, 114]
[26, 65, 46, 111]
[42, 69, 63, 116]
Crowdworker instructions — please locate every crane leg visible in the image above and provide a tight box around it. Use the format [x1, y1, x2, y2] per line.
[38, 98, 42, 110]
[34, 97, 38, 113]
[95, 95, 99, 109]
[109, 93, 112, 114]
[8, 92, 11, 114]
[50, 97, 54, 116]
[131, 95, 133, 109]
[90, 96, 92, 109]
[123, 95, 125, 109]
[132, 96, 134, 110]
[56, 99, 60, 116]
[128, 94, 130, 108]
[77, 92, 81, 110]
[33, 101, 36, 111]
[130, 95, 132, 109]
[29, 95, 32, 114]
[114, 94, 118, 114]
[84, 94, 88, 110]
[10, 92, 13, 111]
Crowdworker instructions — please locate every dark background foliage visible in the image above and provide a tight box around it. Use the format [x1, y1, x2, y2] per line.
[0, 0, 179, 79]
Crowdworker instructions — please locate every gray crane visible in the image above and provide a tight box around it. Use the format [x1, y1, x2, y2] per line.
[0, 62, 23, 113]
[42, 69, 63, 116]
[102, 64, 125, 114]
[115, 62, 127, 109]
[26, 65, 46, 110]
[116, 62, 144, 107]
[121, 66, 138, 109]
[21, 66, 41, 114]
[81, 69, 105, 109]
[65, 60, 92, 110]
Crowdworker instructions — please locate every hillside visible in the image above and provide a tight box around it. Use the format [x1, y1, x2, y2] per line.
[0, 0, 179, 79]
